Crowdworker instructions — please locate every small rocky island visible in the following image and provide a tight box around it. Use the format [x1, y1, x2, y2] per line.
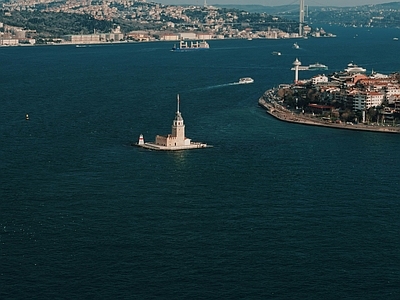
[136, 95, 209, 151]
[259, 60, 400, 134]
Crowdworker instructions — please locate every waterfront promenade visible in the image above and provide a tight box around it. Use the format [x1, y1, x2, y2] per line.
[259, 91, 400, 134]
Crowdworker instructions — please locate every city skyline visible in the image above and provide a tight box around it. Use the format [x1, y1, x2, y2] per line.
[156, 0, 395, 7]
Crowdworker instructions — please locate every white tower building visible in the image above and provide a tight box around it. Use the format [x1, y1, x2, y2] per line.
[171, 94, 185, 143]
[138, 134, 144, 145]
[293, 58, 301, 83]
[136, 94, 208, 151]
[154, 94, 191, 147]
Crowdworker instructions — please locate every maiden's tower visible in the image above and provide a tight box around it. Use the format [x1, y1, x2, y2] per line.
[136, 95, 209, 151]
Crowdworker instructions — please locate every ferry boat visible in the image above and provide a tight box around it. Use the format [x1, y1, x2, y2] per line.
[308, 63, 328, 70]
[171, 40, 210, 52]
[238, 77, 254, 84]
[345, 63, 366, 73]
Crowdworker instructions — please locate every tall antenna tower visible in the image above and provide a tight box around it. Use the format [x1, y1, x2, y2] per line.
[299, 0, 305, 36]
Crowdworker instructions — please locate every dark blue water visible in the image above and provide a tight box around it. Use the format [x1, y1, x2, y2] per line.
[1, 26, 400, 299]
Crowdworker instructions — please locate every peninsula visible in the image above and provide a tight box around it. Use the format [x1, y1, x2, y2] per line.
[259, 60, 400, 134]
[135, 95, 209, 151]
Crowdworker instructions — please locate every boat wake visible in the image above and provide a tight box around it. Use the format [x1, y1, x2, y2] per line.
[190, 82, 238, 91]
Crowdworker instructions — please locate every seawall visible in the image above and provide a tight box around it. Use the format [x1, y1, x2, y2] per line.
[258, 95, 400, 134]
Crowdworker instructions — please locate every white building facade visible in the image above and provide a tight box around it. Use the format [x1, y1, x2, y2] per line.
[312, 75, 329, 85]
[385, 84, 400, 103]
[353, 91, 385, 110]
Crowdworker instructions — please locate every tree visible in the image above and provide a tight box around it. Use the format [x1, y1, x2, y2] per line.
[366, 107, 377, 123]
[340, 109, 356, 122]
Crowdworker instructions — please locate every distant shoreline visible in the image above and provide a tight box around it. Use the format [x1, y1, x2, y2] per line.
[0, 35, 327, 48]
[258, 95, 400, 134]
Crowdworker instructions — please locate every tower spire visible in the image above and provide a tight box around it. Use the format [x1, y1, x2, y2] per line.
[293, 58, 301, 83]
[177, 94, 180, 113]
[299, 0, 305, 36]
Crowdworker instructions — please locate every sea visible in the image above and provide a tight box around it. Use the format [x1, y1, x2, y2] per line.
[1, 26, 400, 299]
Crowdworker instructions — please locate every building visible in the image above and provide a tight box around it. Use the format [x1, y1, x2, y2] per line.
[0, 38, 19, 46]
[353, 91, 385, 111]
[197, 33, 213, 40]
[385, 84, 400, 103]
[63, 34, 100, 44]
[308, 103, 334, 115]
[160, 33, 180, 41]
[99, 33, 124, 42]
[155, 95, 191, 147]
[293, 58, 301, 83]
[179, 32, 197, 40]
[136, 95, 209, 151]
[312, 75, 328, 85]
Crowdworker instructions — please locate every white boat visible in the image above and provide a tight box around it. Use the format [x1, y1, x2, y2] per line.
[308, 62, 328, 70]
[293, 42, 300, 49]
[345, 63, 366, 73]
[272, 51, 282, 56]
[238, 77, 254, 84]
